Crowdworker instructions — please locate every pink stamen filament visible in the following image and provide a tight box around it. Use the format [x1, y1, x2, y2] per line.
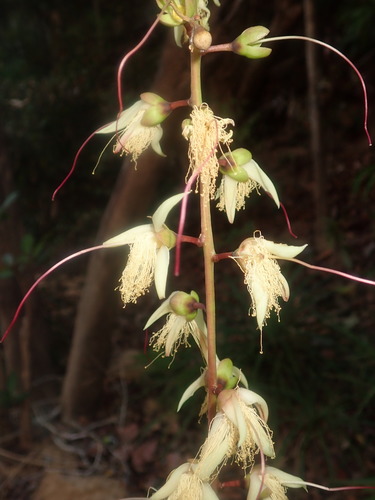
[52, 130, 97, 200]
[262, 35, 372, 146]
[0, 244, 120, 343]
[280, 256, 375, 286]
[279, 201, 298, 238]
[116, 3, 173, 112]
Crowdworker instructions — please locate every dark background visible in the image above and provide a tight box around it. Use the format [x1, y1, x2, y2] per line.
[0, 0, 374, 498]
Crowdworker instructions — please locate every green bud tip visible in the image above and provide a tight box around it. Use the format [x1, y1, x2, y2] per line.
[232, 26, 272, 60]
[169, 291, 200, 321]
[216, 358, 239, 390]
[155, 226, 177, 249]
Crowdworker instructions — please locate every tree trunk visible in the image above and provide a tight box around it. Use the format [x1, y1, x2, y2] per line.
[0, 130, 51, 446]
[61, 33, 190, 420]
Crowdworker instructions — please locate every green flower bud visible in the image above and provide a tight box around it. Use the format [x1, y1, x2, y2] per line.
[232, 26, 272, 59]
[155, 226, 177, 249]
[217, 358, 240, 390]
[156, 0, 196, 27]
[140, 93, 171, 127]
[169, 290, 200, 321]
[219, 149, 253, 182]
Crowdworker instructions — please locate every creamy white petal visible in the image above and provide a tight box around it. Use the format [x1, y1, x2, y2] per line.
[96, 101, 144, 134]
[154, 245, 170, 299]
[150, 463, 191, 500]
[223, 175, 238, 223]
[103, 224, 153, 247]
[265, 466, 308, 489]
[252, 280, 268, 331]
[246, 471, 264, 500]
[177, 372, 206, 412]
[220, 391, 247, 447]
[144, 295, 174, 330]
[152, 192, 185, 232]
[237, 387, 269, 422]
[233, 366, 249, 389]
[247, 412, 275, 457]
[165, 315, 186, 356]
[196, 413, 231, 480]
[263, 240, 308, 259]
[279, 273, 290, 301]
[201, 482, 220, 500]
[244, 159, 280, 208]
[151, 126, 166, 157]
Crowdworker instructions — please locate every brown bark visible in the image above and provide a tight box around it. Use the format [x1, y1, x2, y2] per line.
[304, 0, 327, 252]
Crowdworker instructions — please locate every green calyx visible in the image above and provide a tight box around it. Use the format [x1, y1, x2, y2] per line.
[156, 0, 196, 27]
[169, 290, 200, 321]
[219, 148, 252, 182]
[155, 226, 177, 249]
[217, 358, 239, 389]
[232, 26, 272, 59]
[140, 93, 171, 127]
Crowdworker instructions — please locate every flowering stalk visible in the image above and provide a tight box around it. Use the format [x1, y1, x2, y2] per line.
[189, 44, 218, 423]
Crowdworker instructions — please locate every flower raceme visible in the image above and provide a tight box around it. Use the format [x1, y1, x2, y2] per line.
[232, 232, 307, 334]
[103, 193, 184, 304]
[96, 93, 171, 162]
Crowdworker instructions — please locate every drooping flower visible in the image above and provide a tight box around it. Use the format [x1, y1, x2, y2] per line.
[233, 232, 307, 332]
[195, 387, 274, 477]
[144, 290, 207, 358]
[216, 148, 280, 223]
[247, 465, 308, 500]
[96, 93, 170, 162]
[150, 461, 220, 500]
[103, 193, 184, 304]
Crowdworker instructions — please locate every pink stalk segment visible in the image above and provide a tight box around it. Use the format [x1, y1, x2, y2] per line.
[284, 257, 375, 286]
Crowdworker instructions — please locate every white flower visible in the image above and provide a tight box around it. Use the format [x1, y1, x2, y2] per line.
[144, 291, 207, 358]
[150, 462, 219, 500]
[247, 466, 308, 500]
[96, 95, 166, 161]
[217, 149, 280, 223]
[103, 193, 184, 304]
[233, 232, 307, 331]
[195, 387, 274, 477]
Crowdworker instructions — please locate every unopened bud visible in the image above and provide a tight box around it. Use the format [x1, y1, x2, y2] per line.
[140, 93, 171, 127]
[193, 27, 212, 51]
[232, 26, 272, 59]
[217, 358, 239, 390]
[219, 148, 253, 182]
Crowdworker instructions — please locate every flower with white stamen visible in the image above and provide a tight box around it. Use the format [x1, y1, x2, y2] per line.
[103, 193, 184, 304]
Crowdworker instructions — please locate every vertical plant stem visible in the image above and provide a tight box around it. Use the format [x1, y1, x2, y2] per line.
[190, 49, 217, 423]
